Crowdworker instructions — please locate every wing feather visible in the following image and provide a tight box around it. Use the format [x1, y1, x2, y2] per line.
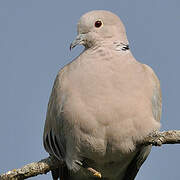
[43, 68, 69, 179]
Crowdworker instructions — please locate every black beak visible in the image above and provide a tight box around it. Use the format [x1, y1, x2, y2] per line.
[70, 34, 86, 50]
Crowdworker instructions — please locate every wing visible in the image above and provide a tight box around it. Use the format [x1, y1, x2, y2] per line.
[144, 64, 162, 122]
[122, 64, 162, 180]
[43, 68, 69, 180]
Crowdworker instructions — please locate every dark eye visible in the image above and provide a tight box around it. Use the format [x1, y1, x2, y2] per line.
[94, 20, 102, 28]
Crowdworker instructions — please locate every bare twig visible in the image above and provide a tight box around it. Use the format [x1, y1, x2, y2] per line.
[142, 130, 180, 146]
[0, 156, 61, 180]
[1, 130, 180, 180]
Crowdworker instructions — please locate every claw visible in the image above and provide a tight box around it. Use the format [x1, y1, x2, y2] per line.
[94, 172, 102, 178]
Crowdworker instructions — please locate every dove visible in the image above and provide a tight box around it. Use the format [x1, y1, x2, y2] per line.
[43, 10, 161, 180]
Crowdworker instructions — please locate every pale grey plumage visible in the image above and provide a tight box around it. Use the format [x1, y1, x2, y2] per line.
[43, 10, 162, 180]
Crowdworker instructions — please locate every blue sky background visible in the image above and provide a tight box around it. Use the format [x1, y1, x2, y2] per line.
[0, 1, 180, 179]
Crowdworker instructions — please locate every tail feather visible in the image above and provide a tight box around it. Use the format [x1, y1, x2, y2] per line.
[51, 165, 70, 180]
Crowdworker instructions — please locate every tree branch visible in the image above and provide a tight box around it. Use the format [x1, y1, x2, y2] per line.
[142, 130, 180, 146]
[1, 130, 180, 180]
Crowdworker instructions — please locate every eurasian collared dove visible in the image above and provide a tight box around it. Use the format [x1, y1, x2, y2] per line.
[43, 10, 162, 180]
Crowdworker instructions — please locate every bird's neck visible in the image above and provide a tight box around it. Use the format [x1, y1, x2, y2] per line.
[86, 37, 130, 52]
[84, 40, 130, 58]
[112, 41, 130, 51]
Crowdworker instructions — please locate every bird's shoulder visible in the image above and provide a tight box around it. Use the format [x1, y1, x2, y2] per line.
[142, 64, 160, 88]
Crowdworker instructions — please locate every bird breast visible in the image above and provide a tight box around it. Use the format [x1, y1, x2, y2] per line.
[60, 50, 159, 160]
